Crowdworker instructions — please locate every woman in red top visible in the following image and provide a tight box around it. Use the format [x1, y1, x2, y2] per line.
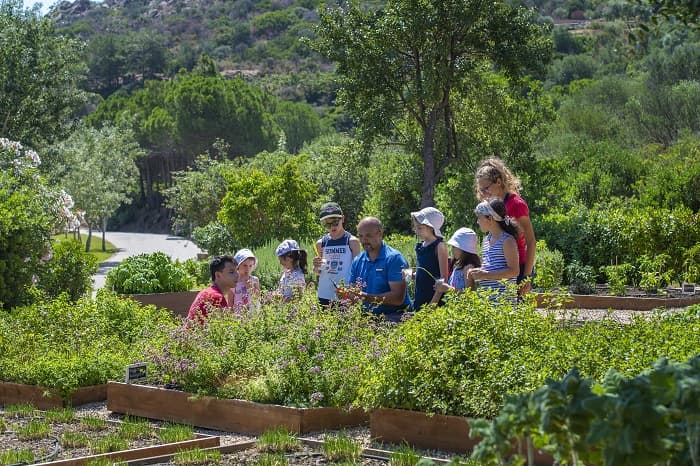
[475, 158, 536, 295]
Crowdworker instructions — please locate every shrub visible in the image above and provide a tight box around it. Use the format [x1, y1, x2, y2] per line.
[146, 289, 386, 407]
[565, 260, 596, 294]
[1, 139, 80, 308]
[0, 292, 178, 398]
[638, 254, 673, 293]
[533, 240, 564, 290]
[601, 263, 636, 295]
[191, 221, 237, 256]
[682, 244, 700, 284]
[105, 252, 194, 294]
[35, 239, 99, 301]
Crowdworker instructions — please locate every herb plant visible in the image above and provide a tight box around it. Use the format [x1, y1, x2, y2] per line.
[105, 252, 194, 294]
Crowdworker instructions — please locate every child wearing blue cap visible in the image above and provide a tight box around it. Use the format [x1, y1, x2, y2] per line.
[276, 239, 308, 301]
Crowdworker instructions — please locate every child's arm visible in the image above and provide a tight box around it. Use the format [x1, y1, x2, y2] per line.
[429, 241, 450, 304]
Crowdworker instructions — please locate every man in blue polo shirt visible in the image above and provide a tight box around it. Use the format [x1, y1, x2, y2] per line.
[338, 216, 411, 322]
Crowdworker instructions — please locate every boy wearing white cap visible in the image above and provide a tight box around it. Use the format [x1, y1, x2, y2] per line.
[435, 228, 482, 294]
[233, 248, 260, 309]
[411, 206, 449, 311]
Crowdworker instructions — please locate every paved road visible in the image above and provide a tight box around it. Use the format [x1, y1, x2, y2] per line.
[90, 231, 203, 291]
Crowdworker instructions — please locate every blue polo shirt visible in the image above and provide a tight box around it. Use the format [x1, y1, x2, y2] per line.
[349, 242, 412, 314]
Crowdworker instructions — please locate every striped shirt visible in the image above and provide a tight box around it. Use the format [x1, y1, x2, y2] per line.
[479, 232, 516, 293]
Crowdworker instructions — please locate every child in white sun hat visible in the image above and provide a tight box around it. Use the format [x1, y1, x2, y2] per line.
[233, 248, 260, 310]
[410, 206, 449, 311]
[435, 227, 482, 294]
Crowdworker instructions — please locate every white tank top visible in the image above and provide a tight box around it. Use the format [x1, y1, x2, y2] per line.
[318, 232, 354, 301]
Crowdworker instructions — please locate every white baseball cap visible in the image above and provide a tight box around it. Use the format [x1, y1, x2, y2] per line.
[447, 227, 478, 255]
[411, 207, 445, 238]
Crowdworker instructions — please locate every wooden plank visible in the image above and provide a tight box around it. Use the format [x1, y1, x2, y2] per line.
[108, 382, 368, 434]
[125, 291, 199, 317]
[35, 436, 220, 466]
[535, 293, 700, 311]
[300, 406, 369, 432]
[0, 382, 106, 410]
[370, 408, 476, 453]
[370, 408, 554, 465]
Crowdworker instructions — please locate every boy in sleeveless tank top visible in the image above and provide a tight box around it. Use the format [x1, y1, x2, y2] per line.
[313, 202, 361, 306]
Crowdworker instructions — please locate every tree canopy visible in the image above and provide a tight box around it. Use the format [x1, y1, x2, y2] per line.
[0, 0, 87, 148]
[315, 0, 553, 206]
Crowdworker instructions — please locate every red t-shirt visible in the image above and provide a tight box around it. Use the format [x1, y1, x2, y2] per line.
[504, 193, 529, 265]
[187, 285, 228, 322]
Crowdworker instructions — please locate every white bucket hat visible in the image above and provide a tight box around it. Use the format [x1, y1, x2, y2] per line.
[447, 227, 478, 255]
[234, 248, 257, 271]
[411, 207, 445, 238]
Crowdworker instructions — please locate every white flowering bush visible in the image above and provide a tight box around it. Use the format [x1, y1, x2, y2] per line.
[0, 138, 79, 309]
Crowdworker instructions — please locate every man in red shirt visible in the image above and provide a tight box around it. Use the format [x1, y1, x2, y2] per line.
[187, 255, 239, 322]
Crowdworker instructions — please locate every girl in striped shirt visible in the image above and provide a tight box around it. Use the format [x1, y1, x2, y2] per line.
[468, 198, 520, 294]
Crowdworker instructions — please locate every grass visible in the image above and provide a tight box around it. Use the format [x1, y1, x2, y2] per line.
[322, 431, 362, 462]
[3, 403, 36, 418]
[0, 418, 6, 433]
[52, 232, 117, 264]
[61, 431, 90, 448]
[80, 415, 108, 431]
[172, 448, 222, 465]
[45, 407, 75, 423]
[90, 435, 129, 454]
[117, 416, 151, 440]
[0, 448, 34, 465]
[251, 453, 289, 466]
[86, 458, 125, 466]
[158, 423, 195, 443]
[16, 419, 51, 440]
[388, 443, 423, 466]
[257, 427, 300, 453]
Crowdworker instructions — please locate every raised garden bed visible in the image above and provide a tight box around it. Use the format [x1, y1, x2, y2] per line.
[534, 292, 700, 311]
[125, 291, 199, 318]
[0, 382, 107, 410]
[107, 382, 369, 435]
[370, 408, 553, 465]
[0, 406, 219, 466]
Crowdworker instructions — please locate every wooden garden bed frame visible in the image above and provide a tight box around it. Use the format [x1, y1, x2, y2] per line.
[0, 382, 107, 409]
[535, 292, 700, 311]
[107, 382, 368, 435]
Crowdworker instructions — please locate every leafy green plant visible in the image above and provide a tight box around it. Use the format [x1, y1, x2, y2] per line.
[36, 238, 99, 301]
[0, 418, 6, 433]
[182, 259, 210, 288]
[191, 221, 237, 256]
[106, 252, 194, 294]
[565, 260, 596, 294]
[0, 292, 178, 400]
[61, 432, 90, 448]
[638, 254, 673, 293]
[158, 423, 195, 443]
[322, 431, 362, 462]
[470, 354, 700, 466]
[533, 240, 564, 290]
[683, 244, 700, 284]
[257, 427, 300, 453]
[172, 447, 222, 465]
[601, 263, 636, 295]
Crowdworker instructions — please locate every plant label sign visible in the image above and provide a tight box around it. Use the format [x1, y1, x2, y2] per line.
[125, 362, 148, 383]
